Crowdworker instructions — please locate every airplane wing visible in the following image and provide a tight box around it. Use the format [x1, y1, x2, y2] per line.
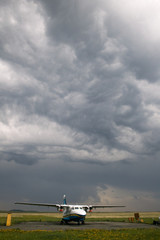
[89, 205, 125, 209]
[15, 202, 73, 210]
[79, 204, 125, 212]
[15, 201, 125, 211]
[15, 202, 60, 208]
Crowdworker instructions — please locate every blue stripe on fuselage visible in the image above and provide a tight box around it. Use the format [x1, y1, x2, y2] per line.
[63, 214, 85, 222]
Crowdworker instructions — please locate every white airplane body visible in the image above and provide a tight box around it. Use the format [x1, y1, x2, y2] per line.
[15, 195, 125, 224]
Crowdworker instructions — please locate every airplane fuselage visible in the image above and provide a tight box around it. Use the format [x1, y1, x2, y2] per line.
[62, 205, 86, 224]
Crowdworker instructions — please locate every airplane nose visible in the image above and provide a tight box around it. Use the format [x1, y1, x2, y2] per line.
[83, 210, 86, 215]
[76, 209, 85, 215]
[80, 209, 86, 217]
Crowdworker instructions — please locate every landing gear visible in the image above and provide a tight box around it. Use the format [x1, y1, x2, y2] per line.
[60, 219, 69, 225]
[60, 219, 85, 225]
[77, 220, 85, 225]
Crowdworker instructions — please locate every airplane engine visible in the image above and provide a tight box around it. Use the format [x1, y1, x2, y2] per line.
[83, 207, 89, 212]
[89, 207, 93, 212]
[57, 206, 63, 212]
[84, 206, 92, 212]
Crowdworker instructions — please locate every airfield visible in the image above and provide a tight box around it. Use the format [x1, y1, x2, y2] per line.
[1, 221, 159, 231]
[1, 212, 160, 230]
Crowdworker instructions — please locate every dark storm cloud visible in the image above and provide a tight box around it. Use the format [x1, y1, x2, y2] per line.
[0, 151, 37, 165]
[0, 0, 160, 210]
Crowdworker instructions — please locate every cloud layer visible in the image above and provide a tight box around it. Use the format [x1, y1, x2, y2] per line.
[0, 0, 160, 210]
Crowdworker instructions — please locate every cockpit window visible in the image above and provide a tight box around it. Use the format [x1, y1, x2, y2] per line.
[75, 207, 79, 209]
[72, 207, 74, 210]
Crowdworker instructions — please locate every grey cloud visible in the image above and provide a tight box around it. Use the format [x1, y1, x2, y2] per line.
[1, 156, 160, 209]
[38, 0, 98, 44]
[0, 151, 37, 165]
[105, 5, 160, 82]
[114, 82, 148, 132]
[126, 47, 160, 82]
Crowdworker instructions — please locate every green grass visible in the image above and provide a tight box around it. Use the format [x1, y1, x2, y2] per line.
[0, 217, 6, 226]
[0, 229, 160, 240]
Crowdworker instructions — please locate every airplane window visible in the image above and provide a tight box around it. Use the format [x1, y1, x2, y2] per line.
[75, 207, 79, 209]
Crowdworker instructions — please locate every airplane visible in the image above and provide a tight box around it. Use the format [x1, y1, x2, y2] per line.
[15, 195, 125, 225]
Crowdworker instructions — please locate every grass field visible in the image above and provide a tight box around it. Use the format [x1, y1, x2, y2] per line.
[0, 212, 160, 239]
[1, 211, 160, 218]
[1, 228, 160, 240]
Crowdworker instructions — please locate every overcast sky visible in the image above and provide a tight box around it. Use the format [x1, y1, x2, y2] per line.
[1, 0, 160, 211]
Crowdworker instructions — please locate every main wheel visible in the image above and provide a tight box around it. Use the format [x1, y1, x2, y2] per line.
[60, 220, 64, 225]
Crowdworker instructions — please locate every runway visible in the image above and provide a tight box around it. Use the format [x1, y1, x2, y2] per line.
[1, 221, 159, 231]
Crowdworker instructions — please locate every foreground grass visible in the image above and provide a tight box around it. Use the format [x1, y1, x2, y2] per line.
[0, 229, 160, 240]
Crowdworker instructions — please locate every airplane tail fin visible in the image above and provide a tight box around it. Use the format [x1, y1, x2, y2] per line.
[63, 195, 67, 205]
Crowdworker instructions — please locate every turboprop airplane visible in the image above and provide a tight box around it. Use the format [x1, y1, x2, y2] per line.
[15, 195, 125, 225]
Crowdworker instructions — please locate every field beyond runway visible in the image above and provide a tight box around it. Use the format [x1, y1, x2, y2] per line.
[1, 211, 160, 218]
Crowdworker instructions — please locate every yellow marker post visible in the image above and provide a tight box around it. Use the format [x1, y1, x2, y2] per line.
[6, 213, 12, 226]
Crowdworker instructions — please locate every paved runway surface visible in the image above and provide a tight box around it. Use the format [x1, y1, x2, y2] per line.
[1, 221, 159, 231]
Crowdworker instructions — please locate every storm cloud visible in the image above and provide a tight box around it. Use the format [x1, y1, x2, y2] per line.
[0, 0, 160, 211]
